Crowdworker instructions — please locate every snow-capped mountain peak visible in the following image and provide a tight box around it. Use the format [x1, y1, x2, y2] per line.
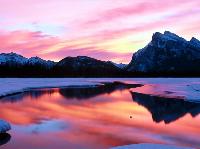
[28, 56, 48, 65]
[27, 56, 56, 68]
[0, 52, 28, 65]
[109, 62, 127, 69]
[127, 31, 200, 72]
[0, 52, 56, 68]
[152, 31, 187, 44]
[163, 31, 186, 41]
[190, 37, 200, 48]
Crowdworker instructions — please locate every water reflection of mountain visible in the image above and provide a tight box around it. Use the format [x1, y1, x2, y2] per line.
[0, 133, 11, 146]
[0, 89, 56, 103]
[0, 82, 142, 102]
[59, 82, 142, 99]
[131, 92, 200, 124]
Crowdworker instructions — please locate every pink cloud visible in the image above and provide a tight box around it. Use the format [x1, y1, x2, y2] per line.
[81, 0, 198, 27]
[0, 30, 60, 57]
[0, 30, 132, 63]
[44, 46, 132, 63]
[0, 0, 199, 63]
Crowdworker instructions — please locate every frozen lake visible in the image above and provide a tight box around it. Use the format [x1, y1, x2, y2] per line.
[0, 78, 200, 149]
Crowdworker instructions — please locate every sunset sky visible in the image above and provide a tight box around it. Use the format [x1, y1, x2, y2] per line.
[0, 0, 199, 63]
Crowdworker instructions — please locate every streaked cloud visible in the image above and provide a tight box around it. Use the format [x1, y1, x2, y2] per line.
[0, 0, 199, 63]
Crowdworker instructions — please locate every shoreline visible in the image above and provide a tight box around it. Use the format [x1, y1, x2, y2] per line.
[0, 78, 200, 102]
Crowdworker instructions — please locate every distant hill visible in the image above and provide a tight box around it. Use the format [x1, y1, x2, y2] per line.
[53, 56, 123, 77]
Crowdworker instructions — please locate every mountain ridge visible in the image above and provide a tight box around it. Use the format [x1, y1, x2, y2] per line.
[0, 52, 56, 68]
[0, 31, 200, 77]
[0, 52, 125, 77]
[126, 31, 200, 75]
[0, 52, 126, 69]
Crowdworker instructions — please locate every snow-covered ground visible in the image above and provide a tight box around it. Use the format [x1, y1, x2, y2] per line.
[0, 78, 200, 102]
[0, 78, 100, 98]
[111, 143, 193, 149]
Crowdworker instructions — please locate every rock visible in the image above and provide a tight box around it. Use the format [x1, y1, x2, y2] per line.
[0, 133, 11, 146]
[0, 120, 11, 133]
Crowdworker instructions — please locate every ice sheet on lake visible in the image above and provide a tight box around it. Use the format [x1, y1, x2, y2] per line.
[0, 78, 99, 98]
[94, 78, 200, 102]
[0, 78, 200, 102]
[111, 143, 193, 149]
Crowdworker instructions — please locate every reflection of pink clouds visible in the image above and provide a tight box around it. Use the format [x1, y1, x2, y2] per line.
[0, 89, 200, 149]
[11, 132, 70, 149]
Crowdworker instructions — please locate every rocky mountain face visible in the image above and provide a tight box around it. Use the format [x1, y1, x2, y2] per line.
[127, 31, 200, 75]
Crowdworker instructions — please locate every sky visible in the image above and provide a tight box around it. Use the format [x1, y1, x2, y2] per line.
[0, 0, 199, 63]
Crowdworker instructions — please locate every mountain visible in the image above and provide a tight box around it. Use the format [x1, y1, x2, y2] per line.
[0, 52, 28, 66]
[0, 52, 55, 68]
[0, 53, 124, 77]
[53, 56, 123, 77]
[1, 31, 200, 77]
[0, 53, 56, 77]
[127, 31, 200, 76]
[110, 62, 127, 69]
[27, 56, 55, 68]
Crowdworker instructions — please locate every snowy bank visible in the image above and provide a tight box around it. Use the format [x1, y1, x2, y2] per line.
[111, 143, 193, 149]
[0, 78, 100, 98]
[0, 120, 11, 133]
[0, 78, 200, 102]
[91, 78, 200, 102]
[95, 78, 200, 102]
[128, 78, 200, 102]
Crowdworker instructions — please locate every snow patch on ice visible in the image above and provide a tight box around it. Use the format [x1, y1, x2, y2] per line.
[111, 143, 193, 149]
